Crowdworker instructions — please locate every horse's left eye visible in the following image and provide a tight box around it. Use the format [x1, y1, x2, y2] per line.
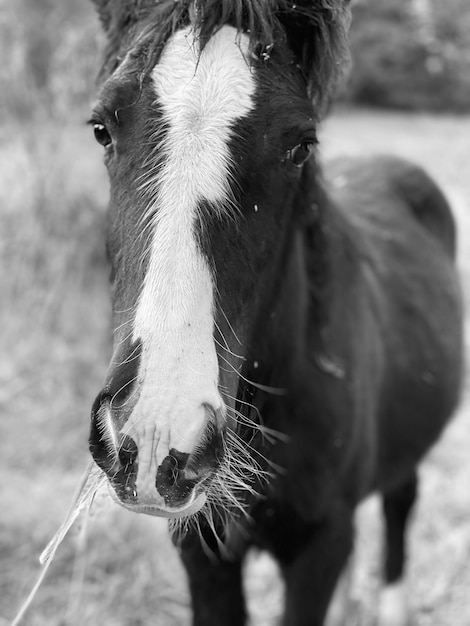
[286, 142, 314, 167]
[93, 123, 112, 147]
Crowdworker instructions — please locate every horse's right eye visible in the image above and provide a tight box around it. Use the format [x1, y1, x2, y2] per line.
[93, 123, 112, 147]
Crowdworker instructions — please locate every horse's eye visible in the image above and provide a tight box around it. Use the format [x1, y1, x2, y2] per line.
[93, 123, 112, 147]
[286, 142, 314, 167]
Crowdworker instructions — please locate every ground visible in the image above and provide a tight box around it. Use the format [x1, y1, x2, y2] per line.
[1, 109, 469, 625]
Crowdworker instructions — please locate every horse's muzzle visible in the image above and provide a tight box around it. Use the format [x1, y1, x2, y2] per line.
[89, 390, 225, 517]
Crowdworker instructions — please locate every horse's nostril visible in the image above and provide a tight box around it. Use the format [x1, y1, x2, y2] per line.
[89, 389, 139, 501]
[155, 414, 225, 508]
[118, 434, 138, 468]
[156, 450, 196, 506]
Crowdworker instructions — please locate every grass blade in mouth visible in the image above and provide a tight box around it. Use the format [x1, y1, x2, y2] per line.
[11, 462, 107, 626]
[40, 461, 107, 565]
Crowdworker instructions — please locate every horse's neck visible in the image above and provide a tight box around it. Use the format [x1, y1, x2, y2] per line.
[262, 182, 356, 385]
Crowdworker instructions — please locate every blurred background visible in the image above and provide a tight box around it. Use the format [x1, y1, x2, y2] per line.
[1, 0, 470, 624]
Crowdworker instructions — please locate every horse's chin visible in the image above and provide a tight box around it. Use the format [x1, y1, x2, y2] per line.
[108, 485, 207, 519]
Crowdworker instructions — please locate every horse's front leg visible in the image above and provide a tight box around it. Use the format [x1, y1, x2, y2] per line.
[279, 507, 354, 626]
[179, 530, 247, 626]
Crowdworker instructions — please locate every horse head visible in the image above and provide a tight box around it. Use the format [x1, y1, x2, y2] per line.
[88, 0, 351, 520]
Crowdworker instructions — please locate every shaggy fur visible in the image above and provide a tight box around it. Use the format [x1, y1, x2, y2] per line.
[92, 0, 351, 109]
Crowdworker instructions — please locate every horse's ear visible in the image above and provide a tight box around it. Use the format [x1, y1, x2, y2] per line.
[279, 0, 352, 112]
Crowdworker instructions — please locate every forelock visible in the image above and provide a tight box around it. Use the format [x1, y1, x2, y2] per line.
[94, 0, 351, 110]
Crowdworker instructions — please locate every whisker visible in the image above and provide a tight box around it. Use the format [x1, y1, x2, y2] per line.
[113, 305, 135, 315]
[109, 375, 139, 409]
[213, 331, 246, 361]
[227, 428, 278, 473]
[218, 353, 287, 396]
[111, 330, 136, 353]
[217, 303, 243, 346]
[113, 318, 134, 335]
[110, 340, 142, 367]
[225, 403, 290, 444]
[221, 390, 263, 423]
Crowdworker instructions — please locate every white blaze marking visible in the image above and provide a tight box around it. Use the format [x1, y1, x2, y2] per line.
[127, 26, 255, 503]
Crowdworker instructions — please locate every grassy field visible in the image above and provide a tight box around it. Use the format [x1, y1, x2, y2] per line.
[1, 109, 470, 626]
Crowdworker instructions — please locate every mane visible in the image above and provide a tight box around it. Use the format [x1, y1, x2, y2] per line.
[92, 0, 351, 110]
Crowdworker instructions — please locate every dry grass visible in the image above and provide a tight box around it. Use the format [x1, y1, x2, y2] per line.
[1, 108, 470, 625]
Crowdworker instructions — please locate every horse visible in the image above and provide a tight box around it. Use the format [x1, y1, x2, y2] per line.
[87, 1, 463, 624]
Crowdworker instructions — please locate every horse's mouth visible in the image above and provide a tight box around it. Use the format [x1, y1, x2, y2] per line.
[108, 484, 207, 519]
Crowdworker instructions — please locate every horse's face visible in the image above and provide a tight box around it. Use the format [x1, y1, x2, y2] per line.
[89, 24, 316, 518]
